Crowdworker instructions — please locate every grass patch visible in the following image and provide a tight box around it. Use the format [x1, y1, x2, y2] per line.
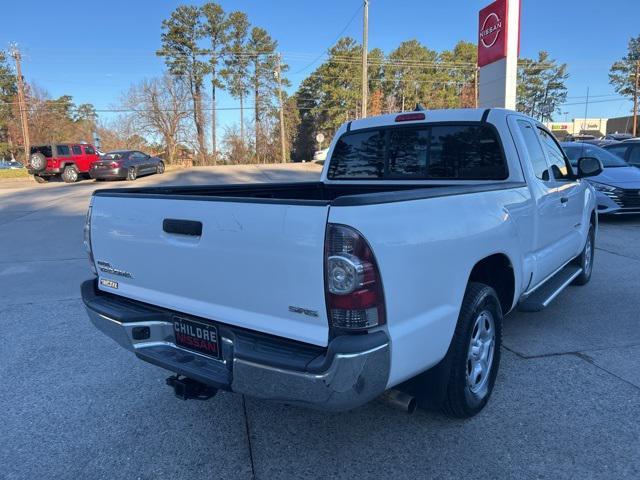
[0, 168, 29, 179]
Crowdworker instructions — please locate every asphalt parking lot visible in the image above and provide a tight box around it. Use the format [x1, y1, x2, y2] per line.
[1, 165, 639, 480]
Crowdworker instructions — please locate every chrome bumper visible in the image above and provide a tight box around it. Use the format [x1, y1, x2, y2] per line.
[82, 281, 390, 411]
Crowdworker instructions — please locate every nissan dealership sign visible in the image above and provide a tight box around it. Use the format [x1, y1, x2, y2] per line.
[477, 0, 520, 109]
[478, 0, 509, 67]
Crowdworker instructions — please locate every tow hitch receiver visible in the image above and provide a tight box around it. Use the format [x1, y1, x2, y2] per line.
[166, 375, 218, 401]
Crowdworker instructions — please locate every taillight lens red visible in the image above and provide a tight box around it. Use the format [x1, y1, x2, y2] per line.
[325, 224, 385, 331]
[109, 161, 120, 168]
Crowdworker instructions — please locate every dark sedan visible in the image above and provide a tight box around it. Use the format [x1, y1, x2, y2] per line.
[603, 139, 640, 168]
[562, 142, 640, 215]
[89, 150, 165, 181]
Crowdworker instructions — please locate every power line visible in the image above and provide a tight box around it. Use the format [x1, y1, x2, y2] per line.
[290, 2, 364, 75]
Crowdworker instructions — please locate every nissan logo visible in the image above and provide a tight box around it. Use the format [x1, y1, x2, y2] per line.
[480, 12, 502, 48]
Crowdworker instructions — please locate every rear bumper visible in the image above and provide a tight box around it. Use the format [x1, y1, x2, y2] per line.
[81, 280, 390, 411]
[89, 167, 127, 179]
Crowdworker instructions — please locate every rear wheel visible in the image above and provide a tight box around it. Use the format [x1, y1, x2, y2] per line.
[126, 167, 137, 181]
[33, 174, 49, 184]
[572, 223, 595, 286]
[156, 161, 165, 174]
[441, 282, 502, 418]
[62, 165, 79, 183]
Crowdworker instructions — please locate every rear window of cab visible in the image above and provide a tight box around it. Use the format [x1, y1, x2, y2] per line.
[327, 123, 508, 180]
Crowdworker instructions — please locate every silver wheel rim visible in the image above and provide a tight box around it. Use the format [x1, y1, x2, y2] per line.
[158, 163, 164, 173]
[67, 169, 77, 181]
[129, 169, 135, 180]
[467, 310, 496, 395]
[584, 234, 593, 275]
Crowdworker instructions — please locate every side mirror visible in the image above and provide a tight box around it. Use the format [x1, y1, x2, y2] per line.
[577, 156, 603, 178]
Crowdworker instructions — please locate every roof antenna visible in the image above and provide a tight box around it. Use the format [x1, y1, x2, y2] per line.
[414, 103, 426, 111]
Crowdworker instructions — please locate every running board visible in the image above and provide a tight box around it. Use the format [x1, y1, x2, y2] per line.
[518, 265, 583, 312]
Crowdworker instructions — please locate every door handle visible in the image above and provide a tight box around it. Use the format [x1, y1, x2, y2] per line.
[560, 197, 569, 204]
[163, 219, 202, 236]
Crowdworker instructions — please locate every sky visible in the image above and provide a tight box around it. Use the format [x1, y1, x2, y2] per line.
[3, 0, 639, 138]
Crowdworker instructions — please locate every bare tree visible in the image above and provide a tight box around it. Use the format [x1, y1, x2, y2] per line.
[121, 74, 191, 163]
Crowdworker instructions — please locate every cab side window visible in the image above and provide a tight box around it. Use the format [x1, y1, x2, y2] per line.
[606, 144, 628, 159]
[72, 145, 82, 155]
[84, 145, 96, 155]
[537, 128, 572, 180]
[628, 145, 640, 167]
[517, 120, 550, 181]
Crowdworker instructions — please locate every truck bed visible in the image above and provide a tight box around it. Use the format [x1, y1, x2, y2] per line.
[94, 181, 526, 206]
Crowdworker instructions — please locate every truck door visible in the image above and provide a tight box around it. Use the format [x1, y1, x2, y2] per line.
[71, 145, 84, 170]
[511, 118, 574, 286]
[536, 126, 585, 260]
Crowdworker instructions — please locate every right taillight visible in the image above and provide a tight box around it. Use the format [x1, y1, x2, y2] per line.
[109, 161, 120, 168]
[325, 224, 385, 331]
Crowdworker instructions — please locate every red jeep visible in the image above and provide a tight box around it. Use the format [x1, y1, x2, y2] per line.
[28, 143, 100, 183]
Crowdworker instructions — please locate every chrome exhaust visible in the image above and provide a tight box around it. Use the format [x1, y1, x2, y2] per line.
[381, 389, 417, 414]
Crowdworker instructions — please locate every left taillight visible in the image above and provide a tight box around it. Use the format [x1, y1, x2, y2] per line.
[83, 200, 97, 275]
[324, 224, 385, 331]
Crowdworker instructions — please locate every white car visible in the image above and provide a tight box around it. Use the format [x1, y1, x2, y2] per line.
[82, 108, 601, 417]
[313, 148, 328, 161]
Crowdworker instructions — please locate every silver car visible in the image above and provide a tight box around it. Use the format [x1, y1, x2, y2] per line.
[562, 142, 640, 215]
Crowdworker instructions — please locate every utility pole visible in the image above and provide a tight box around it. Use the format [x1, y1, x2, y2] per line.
[583, 87, 590, 136]
[361, 0, 369, 118]
[10, 45, 30, 165]
[474, 66, 479, 108]
[633, 60, 639, 137]
[276, 54, 287, 163]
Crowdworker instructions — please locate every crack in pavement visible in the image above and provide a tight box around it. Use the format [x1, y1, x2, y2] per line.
[572, 351, 640, 392]
[595, 246, 640, 262]
[502, 344, 640, 392]
[241, 395, 257, 479]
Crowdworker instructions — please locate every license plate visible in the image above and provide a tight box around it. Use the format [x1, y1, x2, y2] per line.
[173, 316, 220, 358]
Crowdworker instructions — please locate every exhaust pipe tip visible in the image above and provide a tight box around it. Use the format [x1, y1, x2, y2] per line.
[381, 389, 417, 414]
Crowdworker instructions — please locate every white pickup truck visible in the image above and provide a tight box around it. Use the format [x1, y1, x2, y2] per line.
[82, 108, 603, 417]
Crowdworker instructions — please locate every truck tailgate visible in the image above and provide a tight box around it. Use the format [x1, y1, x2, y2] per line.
[90, 195, 331, 346]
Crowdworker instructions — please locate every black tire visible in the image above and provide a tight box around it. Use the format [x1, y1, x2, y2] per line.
[156, 161, 165, 174]
[33, 174, 49, 184]
[29, 152, 47, 172]
[126, 167, 137, 181]
[441, 282, 503, 418]
[572, 223, 595, 286]
[61, 165, 79, 183]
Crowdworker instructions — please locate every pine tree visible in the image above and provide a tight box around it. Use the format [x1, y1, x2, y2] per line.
[222, 11, 250, 146]
[0, 50, 18, 159]
[201, 2, 228, 160]
[385, 40, 438, 111]
[248, 27, 279, 161]
[157, 6, 208, 163]
[517, 52, 568, 121]
[609, 35, 640, 122]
